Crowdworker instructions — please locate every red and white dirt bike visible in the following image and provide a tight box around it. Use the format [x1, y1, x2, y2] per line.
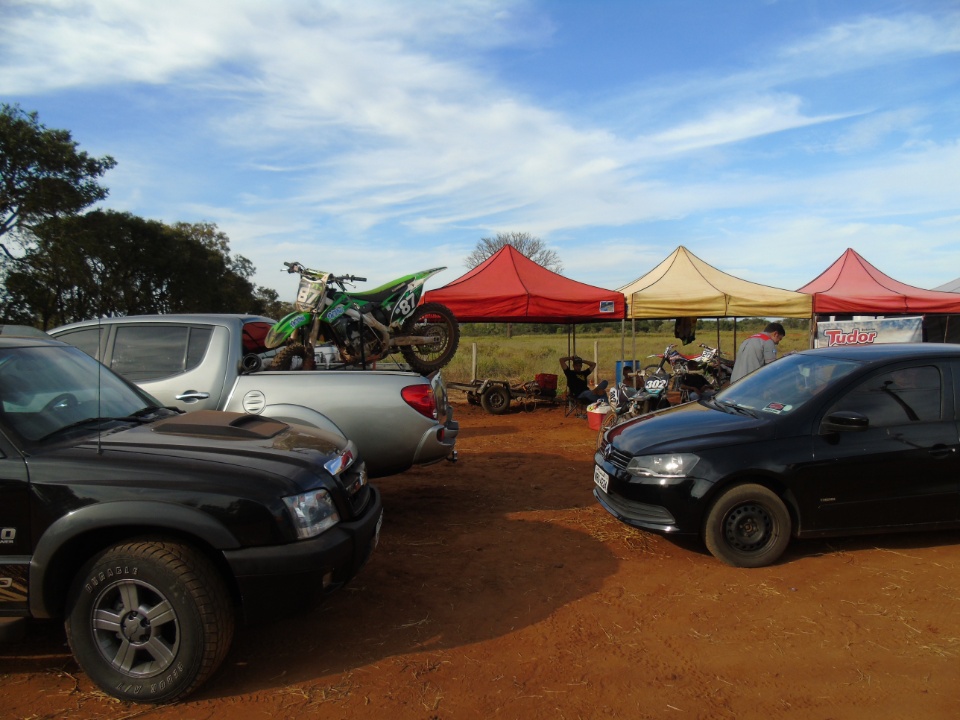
[645, 343, 733, 393]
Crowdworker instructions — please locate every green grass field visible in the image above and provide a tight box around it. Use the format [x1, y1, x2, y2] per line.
[443, 326, 811, 387]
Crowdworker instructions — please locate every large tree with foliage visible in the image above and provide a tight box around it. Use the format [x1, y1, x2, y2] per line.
[1, 211, 278, 328]
[0, 104, 116, 243]
[465, 231, 562, 273]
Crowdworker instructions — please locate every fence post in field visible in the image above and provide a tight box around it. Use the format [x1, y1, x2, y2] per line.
[471, 343, 478, 381]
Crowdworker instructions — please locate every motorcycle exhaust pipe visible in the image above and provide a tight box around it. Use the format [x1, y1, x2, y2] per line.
[346, 305, 391, 344]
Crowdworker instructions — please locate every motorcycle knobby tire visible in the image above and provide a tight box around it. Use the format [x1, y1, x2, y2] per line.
[270, 343, 313, 371]
[399, 302, 461, 374]
[595, 409, 622, 449]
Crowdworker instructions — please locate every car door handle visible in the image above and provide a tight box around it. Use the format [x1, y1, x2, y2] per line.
[176, 391, 211, 402]
[928, 445, 956, 459]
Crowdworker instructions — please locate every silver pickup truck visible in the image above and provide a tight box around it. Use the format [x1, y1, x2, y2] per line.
[50, 314, 458, 478]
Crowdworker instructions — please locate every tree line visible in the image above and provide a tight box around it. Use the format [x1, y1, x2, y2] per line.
[461, 317, 810, 336]
[0, 104, 284, 328]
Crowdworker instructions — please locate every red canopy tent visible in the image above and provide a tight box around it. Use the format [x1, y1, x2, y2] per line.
[422, 245, 625, 322]
[798, 248, 960, 314]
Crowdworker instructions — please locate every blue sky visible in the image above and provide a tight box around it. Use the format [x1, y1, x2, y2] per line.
[2, 0, 959, 302]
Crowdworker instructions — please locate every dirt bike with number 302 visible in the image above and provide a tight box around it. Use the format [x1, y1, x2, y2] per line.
[265, 261, 461, 375]
[595, 370, 672, 448]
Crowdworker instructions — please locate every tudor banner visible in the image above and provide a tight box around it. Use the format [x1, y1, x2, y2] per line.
[815, 316, 923, 348]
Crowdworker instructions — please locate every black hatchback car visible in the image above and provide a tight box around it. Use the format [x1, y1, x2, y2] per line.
[594, 343, 960, 567]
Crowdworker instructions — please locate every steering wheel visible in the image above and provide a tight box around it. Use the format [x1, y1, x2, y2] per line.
[44, 393, 79, 412]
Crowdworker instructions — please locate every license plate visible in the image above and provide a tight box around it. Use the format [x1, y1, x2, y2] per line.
[593, 465, 610, 493]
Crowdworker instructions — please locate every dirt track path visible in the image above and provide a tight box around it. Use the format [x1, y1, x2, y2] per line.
[3, 401, 959, 719]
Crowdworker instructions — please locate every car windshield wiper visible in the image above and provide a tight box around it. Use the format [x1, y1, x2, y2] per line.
[129, 405, 180, 419]
[717, 399, 761, 418]
[37, 415, 151, 443]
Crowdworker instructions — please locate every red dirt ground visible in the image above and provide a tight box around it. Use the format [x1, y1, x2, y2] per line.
[2, 399, 959, 719]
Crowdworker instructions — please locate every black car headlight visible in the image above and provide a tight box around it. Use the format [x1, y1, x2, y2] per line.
[626, 453, 700, 484]
[283, 488, 340, 539]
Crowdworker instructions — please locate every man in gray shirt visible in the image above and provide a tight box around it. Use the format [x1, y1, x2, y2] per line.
[730, 322, 786, 383]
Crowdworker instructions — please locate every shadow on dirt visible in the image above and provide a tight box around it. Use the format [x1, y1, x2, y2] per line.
[212, 464, 620, 697]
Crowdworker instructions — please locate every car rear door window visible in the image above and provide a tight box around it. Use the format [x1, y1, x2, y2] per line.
[110, 325, 213, 382]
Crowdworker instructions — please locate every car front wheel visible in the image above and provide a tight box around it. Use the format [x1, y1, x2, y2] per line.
[65, 539, 235, 703]
[703, 484, 791, 568]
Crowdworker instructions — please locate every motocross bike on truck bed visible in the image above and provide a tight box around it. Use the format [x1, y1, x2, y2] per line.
[265, 262, 460, 375]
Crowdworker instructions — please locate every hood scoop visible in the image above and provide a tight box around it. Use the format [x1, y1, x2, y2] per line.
[152, 410, 289, 440]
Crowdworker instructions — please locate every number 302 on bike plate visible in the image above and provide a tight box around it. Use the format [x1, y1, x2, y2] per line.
[593, 466, 610, 493]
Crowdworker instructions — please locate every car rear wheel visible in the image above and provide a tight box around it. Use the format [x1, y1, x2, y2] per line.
[703, 484, 791, 568]
[65, 539, 234, 703]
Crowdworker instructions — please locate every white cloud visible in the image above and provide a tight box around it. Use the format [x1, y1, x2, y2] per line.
[779, 12, 960, 70]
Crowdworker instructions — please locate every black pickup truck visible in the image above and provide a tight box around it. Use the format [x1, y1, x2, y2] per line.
[0, 333, 383, 703]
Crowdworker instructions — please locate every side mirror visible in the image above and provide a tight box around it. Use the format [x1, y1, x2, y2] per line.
[820, 410, 869, 434]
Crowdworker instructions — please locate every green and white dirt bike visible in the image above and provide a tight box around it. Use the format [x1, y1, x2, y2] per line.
[265, 261, 460, 375]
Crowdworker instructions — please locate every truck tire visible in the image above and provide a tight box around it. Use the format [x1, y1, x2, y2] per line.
[65, 539, 235, 703]
[271, 343, 310, 370]
[400, 303, 461, 374]
[480, 385, 511, 415]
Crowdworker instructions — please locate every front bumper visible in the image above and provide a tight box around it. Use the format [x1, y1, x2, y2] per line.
[593, 450, 704, 536]
[224, 486, 383, 623]
[593, 486, 681, 533]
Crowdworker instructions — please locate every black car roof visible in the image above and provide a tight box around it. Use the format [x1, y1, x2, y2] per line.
[800, 343, 960, 361]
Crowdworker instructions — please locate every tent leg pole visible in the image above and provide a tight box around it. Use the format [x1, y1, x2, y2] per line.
[593, 339, 599, 386]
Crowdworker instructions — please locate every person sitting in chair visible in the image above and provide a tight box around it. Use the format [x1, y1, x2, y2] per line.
[560, 355, 608, 403]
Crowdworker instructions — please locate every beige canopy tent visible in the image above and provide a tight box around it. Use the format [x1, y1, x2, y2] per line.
[620, 246, 812, 319]
[615, 247, 814, 377]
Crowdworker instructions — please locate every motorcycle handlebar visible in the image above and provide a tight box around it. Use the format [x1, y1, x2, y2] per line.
[283, 263, 367, 284]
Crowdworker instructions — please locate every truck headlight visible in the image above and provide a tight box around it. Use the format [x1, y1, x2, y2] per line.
[283, 488, 340, 539]
[626, 453, 700, 484]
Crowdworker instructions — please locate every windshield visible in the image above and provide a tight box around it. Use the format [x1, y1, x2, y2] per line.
[715, 353, 861, 416]
[0, 345, 159, 444]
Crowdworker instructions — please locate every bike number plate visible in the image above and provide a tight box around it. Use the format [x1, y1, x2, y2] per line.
[594, 466, 610, 493]
[645, 376, 668, 392]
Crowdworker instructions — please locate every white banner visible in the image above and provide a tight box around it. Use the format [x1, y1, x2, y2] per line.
[815, 317, 923, 348]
